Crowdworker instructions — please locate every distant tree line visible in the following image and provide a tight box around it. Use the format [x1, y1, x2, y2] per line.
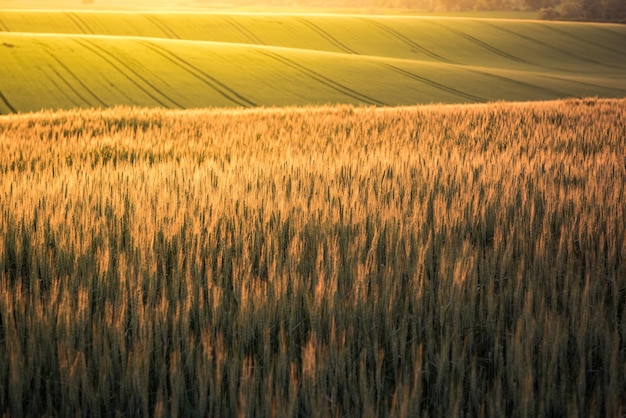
[533, 0, 626, 22]
[435, 0, 626, 19]
[192, 0, 626, 21]
[441, 0, 626, 21]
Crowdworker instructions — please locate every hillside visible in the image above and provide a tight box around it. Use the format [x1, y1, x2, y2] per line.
[1, 11, 625, 112]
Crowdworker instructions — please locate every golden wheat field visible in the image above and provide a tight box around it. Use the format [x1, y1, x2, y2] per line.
[0, 98, 625, 417]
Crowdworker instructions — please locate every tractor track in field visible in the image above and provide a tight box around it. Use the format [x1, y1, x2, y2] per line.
[36, 40, 107, 107]
[362, 18, 453, 63]
[425, 20, 529, 66]
[103, 76, 137, 103]
[256, 49, 387, 106]
[385, 65, 484, 102]
[144, 14, 180, 40]
[66, 12, 94, 35]
[451, 30, 528, 64]
[482, 21, 609, 68]
[464, 68, 568, 98]
[46, 65, 93, 107]
[0, 19, 9, 32]
[540, 24, 626, 57]
[598, 26, 626, 43]
[469, 66, 626, 97]
[0, 90, 16, 113]
[74, 38, 183, 109]
[294, 17, 358, 54]
[221, 15, 264, 45]
[542, 73, 626, 94]
[137, 40, 257, 107]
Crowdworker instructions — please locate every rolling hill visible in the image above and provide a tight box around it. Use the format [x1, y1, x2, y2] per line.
[1, 10, 625, 112]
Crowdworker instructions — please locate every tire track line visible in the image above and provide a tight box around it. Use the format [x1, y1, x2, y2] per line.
[137, 40, 256, 107]
[385, 64, 484, 102]
[221, 15, 264, 45]
[541, 73, 626, 94]
[294, 17, 358, 54]
[464, 68, 568, 97]
[0, 19, 10, 32]
[144, 14, 180, 39]
[598, 26, 626, 42]
[35, 40, 107, 107]
[482, 21, 604, 67]
[540, 24, 626, 57]
[426, 20, 529, 65]
[0, 90, 16, 113]
[49, 52, 107, 107]
[256, 49, 387, 106]
[468, 66, 626, 96]
[74, 38, 183, 109]
[454, 30, 528, 64]
[66, 12, 94, 34]
[46, 65, 94, 107]
[362, 18, 453, 63]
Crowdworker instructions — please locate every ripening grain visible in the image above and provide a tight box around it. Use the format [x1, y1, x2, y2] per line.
[0, 98, 625, 417]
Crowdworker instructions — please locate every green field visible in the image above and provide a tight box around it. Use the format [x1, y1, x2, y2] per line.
[1, 10, 625, 112]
